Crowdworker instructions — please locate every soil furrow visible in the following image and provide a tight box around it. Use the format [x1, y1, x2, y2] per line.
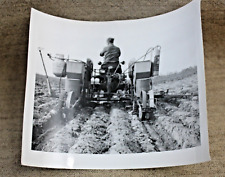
[153, 99, 200, 149]
[35, 106, 93, 152]
[142, 121, 166, 152]
[107, 108, 143, 154]
[69, 107, 110, 154]
[129, 114, 155, 152]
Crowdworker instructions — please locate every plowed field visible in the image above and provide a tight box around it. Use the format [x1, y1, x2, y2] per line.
[32, 67, 200, 154]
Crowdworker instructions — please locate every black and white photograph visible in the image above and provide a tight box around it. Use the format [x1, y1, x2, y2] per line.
[22, 0, 210, 169]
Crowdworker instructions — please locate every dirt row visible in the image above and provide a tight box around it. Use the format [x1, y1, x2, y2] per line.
[34, 97, 200, 154]
[153, 98, 200, 149]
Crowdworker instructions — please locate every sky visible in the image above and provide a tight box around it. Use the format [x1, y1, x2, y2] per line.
[29, 0, 200, 77]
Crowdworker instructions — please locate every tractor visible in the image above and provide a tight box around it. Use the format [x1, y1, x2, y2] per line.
[41, 45, 161, 120]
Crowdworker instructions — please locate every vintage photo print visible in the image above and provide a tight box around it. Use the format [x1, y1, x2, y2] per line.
[22, 0, 210, 169]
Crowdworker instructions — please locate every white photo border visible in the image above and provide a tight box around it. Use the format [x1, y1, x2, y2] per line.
[21, 0, 210, 169]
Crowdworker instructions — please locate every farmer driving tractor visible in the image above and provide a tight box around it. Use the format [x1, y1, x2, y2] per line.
[99, 37, 122, 74]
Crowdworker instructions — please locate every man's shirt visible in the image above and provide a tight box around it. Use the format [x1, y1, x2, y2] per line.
[100, 44, 121, 63]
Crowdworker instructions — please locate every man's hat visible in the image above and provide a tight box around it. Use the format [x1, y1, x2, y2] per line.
[107, 37, 114, 43]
